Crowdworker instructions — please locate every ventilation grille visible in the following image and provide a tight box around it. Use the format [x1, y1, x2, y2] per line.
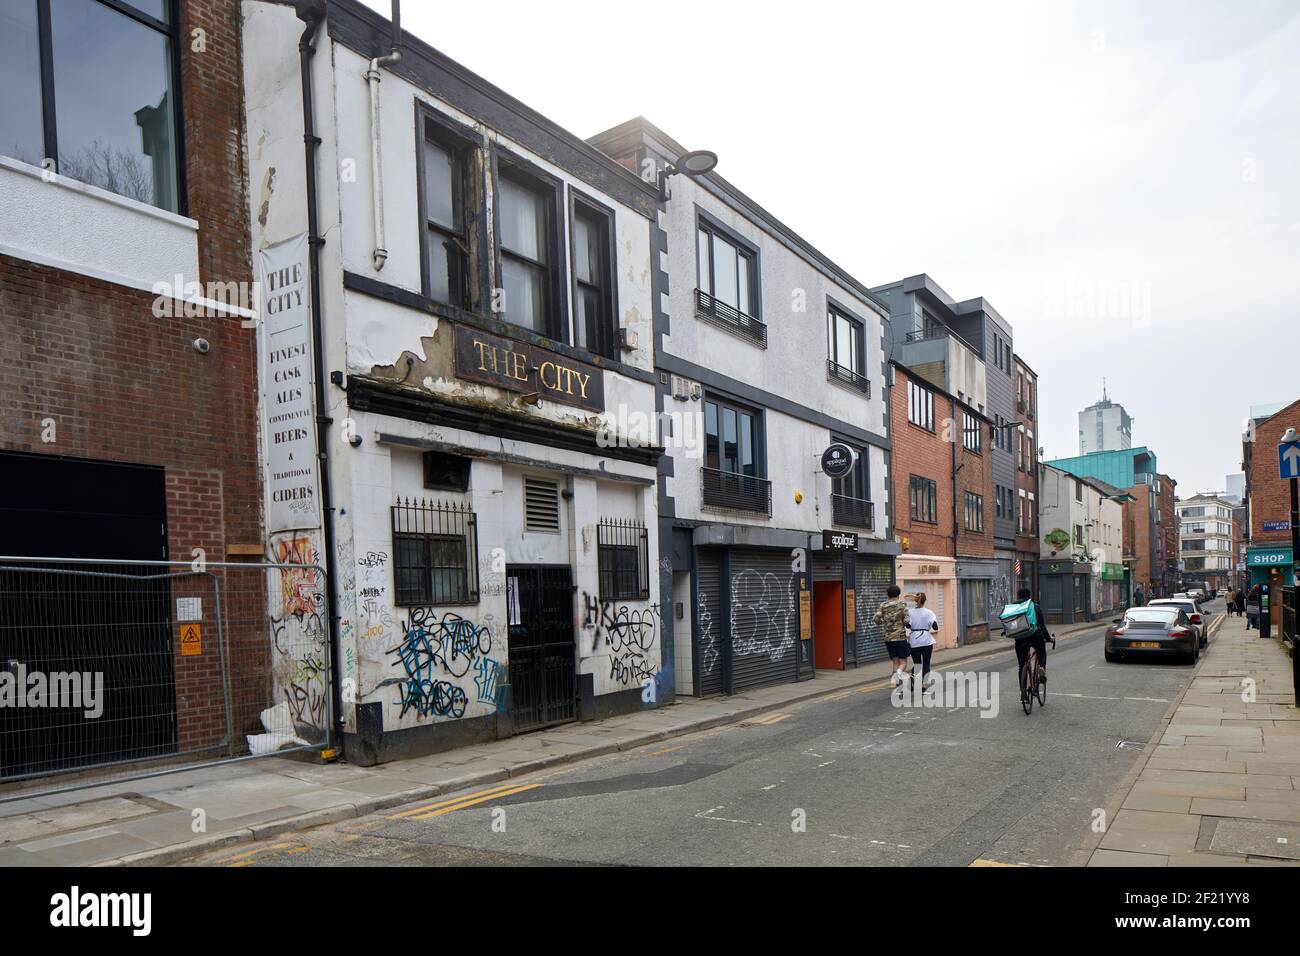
[524, 478, 561, 532]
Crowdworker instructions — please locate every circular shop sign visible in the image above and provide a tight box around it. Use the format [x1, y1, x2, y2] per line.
[821, 443, 856, 479]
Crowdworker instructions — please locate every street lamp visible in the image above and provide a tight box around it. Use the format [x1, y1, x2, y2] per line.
[657, 149, 719, 201]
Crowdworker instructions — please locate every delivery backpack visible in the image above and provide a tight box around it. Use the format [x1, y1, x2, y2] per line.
[999, 599, 1039, 638]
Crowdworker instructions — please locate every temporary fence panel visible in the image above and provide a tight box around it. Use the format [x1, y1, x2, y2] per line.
[0, 558, 331, 802]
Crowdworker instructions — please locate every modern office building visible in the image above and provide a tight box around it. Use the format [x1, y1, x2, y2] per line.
[1078, 386, 1133, 454]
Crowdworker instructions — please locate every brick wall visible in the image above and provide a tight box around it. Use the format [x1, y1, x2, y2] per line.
[0, 0, 266, 754]
[1249, 398, 1300, 545]
[891, 366, 955, 557]
[955, 400, 994, 559]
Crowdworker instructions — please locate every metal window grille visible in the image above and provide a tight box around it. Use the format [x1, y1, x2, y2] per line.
[391, 498, 479, 606]
[701, 466, 772, 516]
[695, 288, 767, 347]
[826, 359, 871, 395]
[832, 494, 874, 530]
[597, 519, 649, 601]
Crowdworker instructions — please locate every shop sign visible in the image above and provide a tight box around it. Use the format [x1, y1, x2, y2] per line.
[454, 326, 604, 412]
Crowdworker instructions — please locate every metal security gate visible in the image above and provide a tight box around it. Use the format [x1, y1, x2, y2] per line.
[506, 565, 576, 732]
[729, 548, 800, 691]
[0, 557, 332, 803]
[694, 549, 724, 696]
[855, 556, 894, 664]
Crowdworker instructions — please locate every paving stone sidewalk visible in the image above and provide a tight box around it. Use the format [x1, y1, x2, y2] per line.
[1089, 611, 1300, 867]
[0, 619, 1102, 867]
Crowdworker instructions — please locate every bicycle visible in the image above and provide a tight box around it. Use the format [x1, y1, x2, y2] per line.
[1017, 633, 1057, 715]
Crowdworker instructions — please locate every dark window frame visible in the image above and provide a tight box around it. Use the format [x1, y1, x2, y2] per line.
[962, 409, 982, 454]
[703, 391, 766, 480]
[16, 0, 187, 214]
[391, 498, 480, 607]
[908, 379, 936, 432]
[415, 104, 487, 312]
[568, 186, 620, 360]
[694, 207, 763, 337]
[909, 474, 938, 525]
[490, 144, 568, 343]
[965, 491, 984, 532]
[597, 519, 649, 602]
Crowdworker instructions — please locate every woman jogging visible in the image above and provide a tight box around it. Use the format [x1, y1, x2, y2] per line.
[907, 592, 939, 686]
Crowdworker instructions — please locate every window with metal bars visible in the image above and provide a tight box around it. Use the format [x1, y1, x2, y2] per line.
[597, 519, 649, 601]
[391, 498, 479, 606]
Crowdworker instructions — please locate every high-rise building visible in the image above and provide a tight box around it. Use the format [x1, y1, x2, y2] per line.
[1078, 383, 1133, 454]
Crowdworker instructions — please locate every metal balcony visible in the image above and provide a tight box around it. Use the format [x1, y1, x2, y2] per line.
[701, 466, 771, 515]
[826, 360, 871, 396]
[832, 494, 874, 530]
[695, 289, 767, 348]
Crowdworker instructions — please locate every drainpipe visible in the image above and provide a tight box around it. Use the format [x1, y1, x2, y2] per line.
[293, 0, 344, 751]
[365, 0, 402, 271]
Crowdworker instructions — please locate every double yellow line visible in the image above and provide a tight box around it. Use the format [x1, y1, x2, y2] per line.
[389, 782, 542, 821]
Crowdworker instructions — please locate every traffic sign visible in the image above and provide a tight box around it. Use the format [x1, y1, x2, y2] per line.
[1281, 430, 1300, 480]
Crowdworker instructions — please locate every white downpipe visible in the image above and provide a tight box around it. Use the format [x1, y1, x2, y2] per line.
[366, 45, 400, 271]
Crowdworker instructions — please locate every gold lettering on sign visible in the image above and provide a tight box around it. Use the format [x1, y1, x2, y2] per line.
[509, 351, 529, 382]
[538, 361, 560, 391]
[473, 339, 497, 373]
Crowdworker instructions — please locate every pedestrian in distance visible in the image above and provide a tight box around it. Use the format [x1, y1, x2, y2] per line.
[873, 584, 912, 688]
[907, 591, 939, 687]
[1133, 584, 1145, 608]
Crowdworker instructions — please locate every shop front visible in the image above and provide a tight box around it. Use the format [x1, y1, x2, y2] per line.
[895, 555, 958, 650]
[1039, 559, 1093, 624]
[956, 558, 998, 645]
[1246, 546, 1296, 636]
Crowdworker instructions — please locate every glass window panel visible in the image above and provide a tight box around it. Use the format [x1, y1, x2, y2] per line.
[427, 230, 451, 304]
[573, 214, 594, 284]
[575, 286, 601, 351]
[501, 257, 544, 331]
[740, 414, 754, 476]
[51, 0, 177, 211]
[0, 0, 45, 167]
[423, 138, 456, 230]
[499, 174, 546, 261]
[697, 228, 711, 295]
[737, 253, 750, 315]
[704, 402, 719, 469]
[712, 234, 738, 309]
[723, 408, 738, 473]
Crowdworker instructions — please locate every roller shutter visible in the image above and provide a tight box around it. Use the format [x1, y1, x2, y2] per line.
[694, 548, 724, 696]
[855, 556, 894, 664]
[729, 548, 800, 691]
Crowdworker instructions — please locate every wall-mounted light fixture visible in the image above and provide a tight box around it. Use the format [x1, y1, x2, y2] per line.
[657, 149, 719, 202]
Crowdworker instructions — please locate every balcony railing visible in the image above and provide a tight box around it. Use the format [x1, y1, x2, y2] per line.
[826, 360, 871, 396]
[695, 288, 767, 348]
[832, 494, 874, 530]
[701, 466, 772, 515]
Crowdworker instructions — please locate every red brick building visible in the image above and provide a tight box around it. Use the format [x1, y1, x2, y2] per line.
[890, 362, 995, 645]
[0, 0, 267, 780]
[1243, 397, 1300, 630]
[1013, 356, 1039, 596]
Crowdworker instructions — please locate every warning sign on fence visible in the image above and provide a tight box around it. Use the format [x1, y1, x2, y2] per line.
[180, 623, 203, 657]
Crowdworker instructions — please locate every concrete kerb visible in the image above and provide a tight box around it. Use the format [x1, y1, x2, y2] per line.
[1077, 611, 1229, 866]
[101, 619, 1106, 867]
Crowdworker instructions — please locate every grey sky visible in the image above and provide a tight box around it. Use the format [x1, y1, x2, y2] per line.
[362, 0, 1299, 494]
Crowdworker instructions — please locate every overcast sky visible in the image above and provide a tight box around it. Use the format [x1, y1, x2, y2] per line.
[362, 0, 1299, 495]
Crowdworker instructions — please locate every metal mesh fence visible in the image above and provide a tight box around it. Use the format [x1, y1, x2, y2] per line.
[0, 558, 331, 802]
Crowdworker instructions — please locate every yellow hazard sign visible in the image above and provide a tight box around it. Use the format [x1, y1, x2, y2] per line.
[180, 623, 203, 657]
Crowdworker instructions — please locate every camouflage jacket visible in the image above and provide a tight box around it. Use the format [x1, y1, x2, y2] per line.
[875, 599, 910, 642]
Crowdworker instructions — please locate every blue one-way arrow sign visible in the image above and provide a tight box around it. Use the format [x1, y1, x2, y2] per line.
[1281, 437, 1300, 480]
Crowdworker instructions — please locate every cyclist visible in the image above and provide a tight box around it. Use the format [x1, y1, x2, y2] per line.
[1011, 586, 1049, 685]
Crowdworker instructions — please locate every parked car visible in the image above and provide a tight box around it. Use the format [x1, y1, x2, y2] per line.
[1105, 606, 1199, 664]
[1216, 588, 1228, 598]
[1147, 598, 1208, 647]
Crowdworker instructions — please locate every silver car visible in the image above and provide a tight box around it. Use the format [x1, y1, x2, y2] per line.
[1148, 598, 1208, 648]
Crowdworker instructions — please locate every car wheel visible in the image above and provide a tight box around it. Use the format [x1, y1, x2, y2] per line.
[1105, 650, 1120, 663]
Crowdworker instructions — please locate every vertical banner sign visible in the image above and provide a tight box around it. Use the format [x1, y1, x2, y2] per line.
[259, 234, 321, 534]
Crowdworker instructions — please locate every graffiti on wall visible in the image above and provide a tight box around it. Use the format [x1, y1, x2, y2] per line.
[268, 532, 328, 734]
[382, 609, 503, 720]
[581, 593, 660, 687]
[698, 590, 718, 675]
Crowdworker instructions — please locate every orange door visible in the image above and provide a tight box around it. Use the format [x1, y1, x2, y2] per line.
[813, 581, 844, 670]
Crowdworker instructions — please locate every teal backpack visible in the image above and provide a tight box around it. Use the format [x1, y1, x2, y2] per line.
[999, 599, 1038, 638]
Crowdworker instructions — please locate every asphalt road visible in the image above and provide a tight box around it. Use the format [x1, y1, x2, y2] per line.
[190, 602, 1222, 867]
